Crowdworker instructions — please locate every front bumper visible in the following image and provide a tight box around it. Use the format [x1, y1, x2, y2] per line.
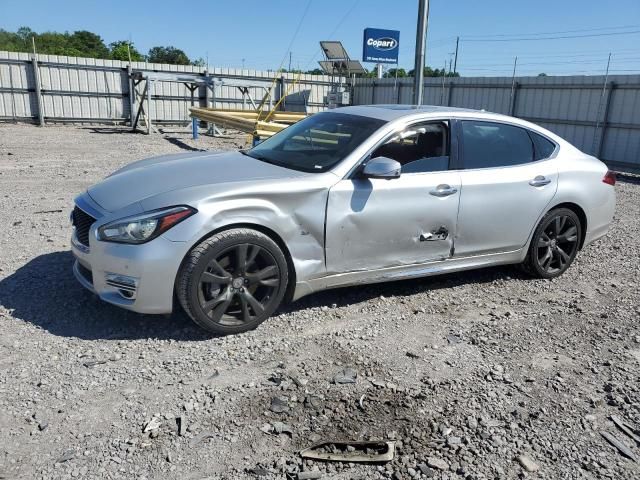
[71, 226, 189, 315]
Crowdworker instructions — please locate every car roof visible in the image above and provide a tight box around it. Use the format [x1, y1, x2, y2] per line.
[333, 104, 507, 122]
[328, 104, 576, 151]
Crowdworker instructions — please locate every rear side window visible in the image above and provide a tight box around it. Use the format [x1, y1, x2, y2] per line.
[461, 121, 534, 169]
[529, 131, 556, 160]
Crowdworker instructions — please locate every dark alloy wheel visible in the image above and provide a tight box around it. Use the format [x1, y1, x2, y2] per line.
[177, 229, 288, 335]
[524, 208, 582, 279]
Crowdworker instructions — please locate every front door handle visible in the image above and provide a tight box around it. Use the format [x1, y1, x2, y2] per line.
[429, 184, 458, 197]
[529, 175, 551, 187]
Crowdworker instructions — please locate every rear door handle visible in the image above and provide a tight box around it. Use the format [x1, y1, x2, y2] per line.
[429, 184, 458, 197]
[529, 175, 551, 187]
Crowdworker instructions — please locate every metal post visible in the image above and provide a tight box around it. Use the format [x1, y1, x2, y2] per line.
[8, 62, 17, 122]
[597, 81, 615, 158]
[146, 78, 152, 134]
[31, 55, 44, 126]
[413, 0, 429, 105]
[203, 70, 210, 108]
[440, 62, 446, 104]
[192, 117, 198, 140]
[593, 53, 612, 154]
[376, 64, 383, 79]
[280, 74, 286, 111]
[127, 65, 135, 126]
[453, 36, 459, 74]
[509, 56, 518, 115]
[509, 82, 520, 116]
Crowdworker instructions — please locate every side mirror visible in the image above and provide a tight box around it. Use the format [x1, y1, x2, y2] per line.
[362, 156, 401, 179]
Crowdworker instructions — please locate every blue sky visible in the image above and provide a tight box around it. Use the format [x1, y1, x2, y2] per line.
[2, 0, 640, 76]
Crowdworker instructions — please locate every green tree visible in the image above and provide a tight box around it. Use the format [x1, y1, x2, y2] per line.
[383, 68, 407, 78]
[68, 30, 109, 57]
[147, 46, 190, 65]
[538, 73, 548, 77]
[109, 41, 144, 61]
[407, 66, 460, 78]
[35, 31, 78, 56]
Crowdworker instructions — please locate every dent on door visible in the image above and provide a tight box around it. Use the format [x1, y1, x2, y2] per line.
[325, 173, 460, 274]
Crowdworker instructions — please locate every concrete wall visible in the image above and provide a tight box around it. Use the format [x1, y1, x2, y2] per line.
[352, 75, 640, 172]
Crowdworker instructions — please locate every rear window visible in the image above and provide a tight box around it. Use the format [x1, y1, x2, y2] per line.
[529, 131, 556, 160]
[461, 121, 534, 169]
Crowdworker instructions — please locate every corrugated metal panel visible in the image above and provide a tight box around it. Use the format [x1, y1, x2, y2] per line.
[0, 51, 338, 123]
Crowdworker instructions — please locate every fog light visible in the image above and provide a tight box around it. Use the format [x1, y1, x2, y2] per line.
[105, 273, 138, 300]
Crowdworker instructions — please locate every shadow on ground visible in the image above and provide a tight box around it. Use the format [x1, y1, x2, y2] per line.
[0, 251, 208, 341]
[163, 136, 206, 152]
[0, 250, 529, 341]
[82, 127, 138, 135]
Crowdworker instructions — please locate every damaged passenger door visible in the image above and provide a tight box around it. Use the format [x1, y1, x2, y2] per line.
[325, 121, 461, 274]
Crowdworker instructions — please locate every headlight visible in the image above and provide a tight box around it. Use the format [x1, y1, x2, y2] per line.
[98, 206, 196, 244]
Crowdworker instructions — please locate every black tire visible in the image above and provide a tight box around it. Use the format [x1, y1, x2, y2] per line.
[523, 207, 582, 279]
[176, 228, 288, 335]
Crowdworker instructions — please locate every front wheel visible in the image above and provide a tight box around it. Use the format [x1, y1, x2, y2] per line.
[523, 208, 582, 279]
[176, 228, 289, 335]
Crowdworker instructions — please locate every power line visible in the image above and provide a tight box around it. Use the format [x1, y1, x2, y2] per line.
[462, 24, 640, 39]
[462, 30, 640, 42]
[276, 0, 312, 71]
[302, 0, 361, 70]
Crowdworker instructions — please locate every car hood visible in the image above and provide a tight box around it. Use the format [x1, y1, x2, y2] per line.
[87, 150, 308, 212]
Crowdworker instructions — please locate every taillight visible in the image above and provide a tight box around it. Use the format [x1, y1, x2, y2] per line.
[602, 170, 616, 186]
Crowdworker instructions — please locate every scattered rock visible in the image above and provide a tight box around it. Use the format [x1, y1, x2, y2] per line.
[333, 367, 357, 384]
[270, 396, 289, 414]
[517, 454, 540, 472]
[298, 471, 322, 479]
[143, 417, 161, 433]
[427, 457, 449, 471]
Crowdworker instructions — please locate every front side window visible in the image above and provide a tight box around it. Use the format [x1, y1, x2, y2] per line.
[461, 121, 534, 169]
[246, 112, 386, 173]
[370, 122, 450, 173]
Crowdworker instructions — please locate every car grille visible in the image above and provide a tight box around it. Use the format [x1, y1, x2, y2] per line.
[72, 206, 96, 247]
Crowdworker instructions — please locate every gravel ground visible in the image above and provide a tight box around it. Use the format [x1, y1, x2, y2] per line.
[0, 123, 639, 480]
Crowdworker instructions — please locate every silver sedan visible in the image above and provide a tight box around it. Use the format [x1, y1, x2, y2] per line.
[71, 106, 616, 334]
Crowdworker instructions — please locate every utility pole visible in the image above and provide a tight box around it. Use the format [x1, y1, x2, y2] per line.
[288, 51, 292, 72]
[509, 56, 518, 114]
[413, 0, 429, 105]
[453, 36, 459, 74]
[593, 53, 612, 153]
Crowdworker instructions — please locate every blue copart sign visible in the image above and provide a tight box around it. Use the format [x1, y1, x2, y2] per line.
[362, 28, 400, 64]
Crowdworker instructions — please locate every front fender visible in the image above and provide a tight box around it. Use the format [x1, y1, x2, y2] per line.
[162, 195, 329, 285]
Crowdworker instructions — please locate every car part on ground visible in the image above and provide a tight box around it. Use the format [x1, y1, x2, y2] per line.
[299, 441, 395, 463]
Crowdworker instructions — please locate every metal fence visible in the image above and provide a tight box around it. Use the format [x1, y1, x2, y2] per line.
[352, 75, 640, 173]
[0, 50, 336, 126]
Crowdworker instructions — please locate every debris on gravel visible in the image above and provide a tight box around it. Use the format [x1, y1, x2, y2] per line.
[1, 124, 639, 479]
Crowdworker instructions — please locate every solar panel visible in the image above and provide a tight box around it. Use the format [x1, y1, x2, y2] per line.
[320, 41, 349, 60]
[319, 60, 367, 75]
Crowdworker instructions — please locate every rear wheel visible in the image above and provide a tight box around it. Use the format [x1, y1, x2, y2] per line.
[177, 228, 288, 335]
[523, 208, 581, 279]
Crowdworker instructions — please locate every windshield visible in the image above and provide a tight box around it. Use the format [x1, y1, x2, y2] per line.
[246, 112, 386, 173]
